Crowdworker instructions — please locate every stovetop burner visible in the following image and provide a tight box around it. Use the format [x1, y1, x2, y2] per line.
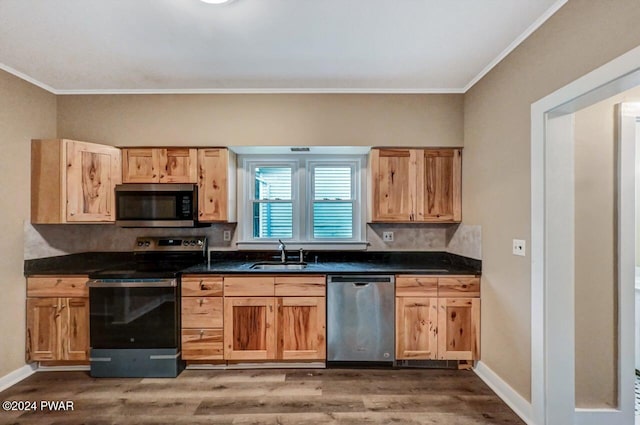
[89, 236, 207, 279]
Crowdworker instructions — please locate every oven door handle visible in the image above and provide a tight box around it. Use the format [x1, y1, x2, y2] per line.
[86, 279, 177, 288]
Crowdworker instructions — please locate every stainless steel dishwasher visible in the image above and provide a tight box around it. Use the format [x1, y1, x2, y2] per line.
[327, 275, 395, 365]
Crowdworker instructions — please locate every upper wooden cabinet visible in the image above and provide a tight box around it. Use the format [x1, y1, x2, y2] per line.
[31, 139, 121, 223]
[197, 148, 237, 222]
[122, 148, 197, 183]
[369, 148, 461, 223]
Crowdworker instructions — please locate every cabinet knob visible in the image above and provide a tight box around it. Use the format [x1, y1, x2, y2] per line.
[199, 330, 205, 338]
[199, 299, 204, 307]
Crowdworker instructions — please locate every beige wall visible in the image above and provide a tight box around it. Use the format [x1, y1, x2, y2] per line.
[57, 94, 463, 148]
[0, 69, 57, 377]
[464, 0, 640, 403]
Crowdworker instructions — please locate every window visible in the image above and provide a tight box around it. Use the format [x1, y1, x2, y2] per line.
[252, 165, 293, 238]
[311, 164, 354, 239]
[240, 156, 365, 246]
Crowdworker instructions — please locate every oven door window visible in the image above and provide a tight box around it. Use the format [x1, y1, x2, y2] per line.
[89, 287, 178, 349]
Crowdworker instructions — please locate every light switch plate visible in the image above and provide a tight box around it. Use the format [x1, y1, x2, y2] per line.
[382, 231, 394, 242]
[513, 239, 526, 256]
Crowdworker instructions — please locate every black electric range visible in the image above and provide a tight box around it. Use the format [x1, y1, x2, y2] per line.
[87, 236, 207, 378]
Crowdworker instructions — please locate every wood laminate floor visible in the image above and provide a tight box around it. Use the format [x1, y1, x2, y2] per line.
[0, 368, 525, 425]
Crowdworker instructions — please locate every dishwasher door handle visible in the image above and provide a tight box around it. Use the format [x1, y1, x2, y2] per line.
[353, 282, 370, 287]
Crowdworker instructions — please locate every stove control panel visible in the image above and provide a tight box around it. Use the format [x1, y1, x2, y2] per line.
[133, 236, 207, 253]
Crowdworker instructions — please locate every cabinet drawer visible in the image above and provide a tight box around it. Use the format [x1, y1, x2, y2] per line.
[224, 276, 275, 297]
[182, 297, 223, 328]
[181, 329, 223, 360]
[275, 276, 325, 296]
[395, 275, 438, 297]
[438, 276, 480, 297]
[27, 276, 89, 297]
[182, 276, 223, 297]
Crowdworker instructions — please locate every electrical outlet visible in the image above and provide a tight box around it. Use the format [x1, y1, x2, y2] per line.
[223, 230, 231, 242]
[382, 231, 394, 242]
[513, 239, 526, 256]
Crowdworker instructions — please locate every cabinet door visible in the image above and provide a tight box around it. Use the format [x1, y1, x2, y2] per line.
[122, 148, 160, 183]
[277, 297, 326, 360]
[416, 149, 461, 222]
[66, 140, 121, 222]
[224, 297, 275, 360]
[370, 148, 418, 221]
[396, 297, 438, 360]
[61, 298, 89, 361]
[26, 298, 60, 361]
[160, 148, 197, 183]
[198, 148, 230, 222]
[437, 297, 480, 360]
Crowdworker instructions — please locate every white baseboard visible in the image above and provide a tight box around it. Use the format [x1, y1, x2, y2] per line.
[474, 361, 535, 425]
[0, 364, 37, 392]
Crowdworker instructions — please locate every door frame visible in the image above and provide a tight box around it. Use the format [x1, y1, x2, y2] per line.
[531, 46, 640, 424]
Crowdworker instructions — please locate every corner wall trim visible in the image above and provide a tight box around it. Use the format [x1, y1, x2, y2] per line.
[0, 364, 37, 392]
[474, 361, 535, 425]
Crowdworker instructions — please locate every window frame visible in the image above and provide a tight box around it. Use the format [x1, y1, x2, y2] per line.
[238, 154, 366, 249]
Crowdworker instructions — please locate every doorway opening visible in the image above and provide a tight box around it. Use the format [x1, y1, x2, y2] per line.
[532, 46, 640, 425]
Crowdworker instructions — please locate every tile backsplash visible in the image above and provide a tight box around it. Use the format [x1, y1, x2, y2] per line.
[25, 222, 481, 260]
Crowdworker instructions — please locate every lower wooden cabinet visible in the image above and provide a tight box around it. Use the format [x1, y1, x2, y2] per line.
[224, 297, 276, 360]
[438, 297, 480, 360]
[26, 276, 89, 363]
[395, 275, 480, 361]
[277, 296, 326, 360]
[181, 275, 224, 361]
[395, 297, 438, 360]
[222, 275, 326, 362]
[181, 329, 224, 360]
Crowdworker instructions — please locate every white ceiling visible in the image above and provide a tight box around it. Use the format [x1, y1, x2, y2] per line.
[0, 0, 565, 94]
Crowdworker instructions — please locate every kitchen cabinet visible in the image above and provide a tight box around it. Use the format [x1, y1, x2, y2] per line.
[223, 275, 326, 361]
[369, 148, 461, 223]
[438, 297, 480, 360]
[224, 296, 276, 360]
[26, 276, 89, 362]
[31, 139, 121, 223]
[395, 275, 479, 361]
[122, 148, 197, 183]
[197, 148, 237, 222]
[181, 275, 224, 361]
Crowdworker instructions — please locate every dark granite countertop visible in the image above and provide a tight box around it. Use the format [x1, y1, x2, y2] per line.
[24, 252, 135, 276]
[25, 251, 481, 276]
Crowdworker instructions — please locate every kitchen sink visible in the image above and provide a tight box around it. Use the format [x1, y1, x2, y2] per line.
[250, 262, 307, 270]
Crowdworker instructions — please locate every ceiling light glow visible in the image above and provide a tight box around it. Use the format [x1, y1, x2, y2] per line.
[200, 0, 234, 4]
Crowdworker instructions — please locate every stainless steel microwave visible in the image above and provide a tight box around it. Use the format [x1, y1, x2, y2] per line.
[115, 183, 202, 227]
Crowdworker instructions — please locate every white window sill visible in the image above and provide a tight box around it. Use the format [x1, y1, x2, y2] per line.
[236, 241, 369, 251]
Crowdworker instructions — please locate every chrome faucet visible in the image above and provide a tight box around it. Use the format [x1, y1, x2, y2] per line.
[277, 239, 286, 263]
